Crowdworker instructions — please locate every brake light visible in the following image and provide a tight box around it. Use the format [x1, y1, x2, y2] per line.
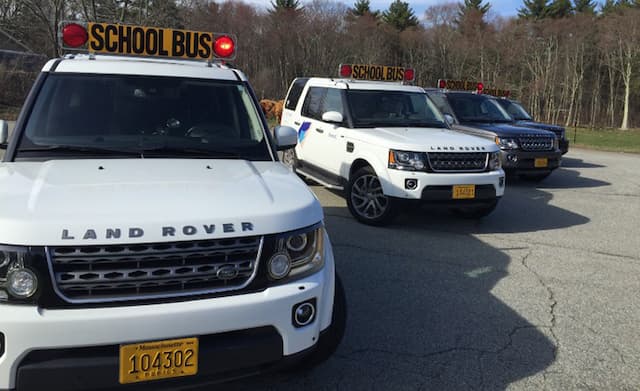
[339, 64, 352, 78]
[214, 36, 235, 58]
[438, 79, 446, 89]
[477, 82, 484, 94]
[62, 23, 88, 48]
[404, 68, 415, 82]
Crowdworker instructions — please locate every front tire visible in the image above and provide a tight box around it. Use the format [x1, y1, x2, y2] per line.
[346, 166, 398, 226]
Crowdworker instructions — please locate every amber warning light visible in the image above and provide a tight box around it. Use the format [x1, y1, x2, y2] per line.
[60, 22, 236, 60]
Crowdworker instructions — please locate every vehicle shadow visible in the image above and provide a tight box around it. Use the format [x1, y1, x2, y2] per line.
[509, 167, 610, 190]
[207, 208, 556, 390]
[560, 157, 605, 169]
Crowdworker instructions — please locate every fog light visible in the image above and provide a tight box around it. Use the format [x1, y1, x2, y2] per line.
[292, 299, 316, 328]
[499, 176, 505, 187]
[405, 178, 418, 190]
[268, 253, 291, 280]
[506, 154, 517, 163]
[6, 268, 38, 298]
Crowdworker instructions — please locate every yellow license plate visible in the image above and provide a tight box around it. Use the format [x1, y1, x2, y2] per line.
[534, 158, 549, 168]
[119, 337, 198, 384]
[452, 185, 476, 199]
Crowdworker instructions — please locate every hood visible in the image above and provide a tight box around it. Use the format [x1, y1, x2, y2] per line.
[515, 120, 565, 136]
[0, 159, 323, 246]
[352, 126, 498, 152]
[460, 121, 556, 138]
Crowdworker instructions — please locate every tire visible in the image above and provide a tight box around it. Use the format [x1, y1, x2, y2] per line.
[280, 148, 298, 171]
[346, 166, 398, 226]
[519, 172, 551, 182]
[288, 274, 347, 371]
[453, 200, 498, 219]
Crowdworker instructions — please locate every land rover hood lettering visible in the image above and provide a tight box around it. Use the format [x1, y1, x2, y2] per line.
[61, 223, 254, 240]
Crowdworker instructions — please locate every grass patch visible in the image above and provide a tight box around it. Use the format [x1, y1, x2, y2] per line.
[568, 127, 640, 153]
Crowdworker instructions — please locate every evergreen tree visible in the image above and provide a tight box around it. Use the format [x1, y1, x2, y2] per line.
[350, 0, 380, 18]
[382, 0, 419, 31]
[548, 0, 574, 17]
[270, 0, 302, 13]
[573, 0, 596, 14]
[457, 0, 491, 29]
[459, 0, 491, 16]
[518, 0, 550, 19]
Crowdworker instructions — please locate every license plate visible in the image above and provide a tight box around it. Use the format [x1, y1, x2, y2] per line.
[452, 185, 475, 199]
[119, 337, 198, 384]
[534, 158, 549, 168]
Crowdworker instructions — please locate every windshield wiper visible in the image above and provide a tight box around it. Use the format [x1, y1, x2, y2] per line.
[18, 145, 142, 156]
[140, 145, 242, 158]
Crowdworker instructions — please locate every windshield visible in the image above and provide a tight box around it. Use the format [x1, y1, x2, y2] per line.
[498, 100, 533, 121]
[17, 74, 271, 160]
[446, 94, 514, 123]
[346, 90, 447, 128]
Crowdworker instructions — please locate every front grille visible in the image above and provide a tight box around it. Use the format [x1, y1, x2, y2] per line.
[427, 152, 488, 172]
[519, 136, 554, 151]
[48, 237, 262, 303]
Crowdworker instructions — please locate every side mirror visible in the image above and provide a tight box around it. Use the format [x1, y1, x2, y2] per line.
[322, 111, 343, 124]
[273, 125, 298, 151]
[0, 120, 8, 148]
[444, 114, 455, 126]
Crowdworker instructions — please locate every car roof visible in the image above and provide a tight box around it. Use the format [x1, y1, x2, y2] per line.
[306, 77, 424, 93]
[42, 54, 245, 81]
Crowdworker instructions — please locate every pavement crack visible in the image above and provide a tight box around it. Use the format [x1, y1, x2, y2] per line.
[520, 250, 560, 360]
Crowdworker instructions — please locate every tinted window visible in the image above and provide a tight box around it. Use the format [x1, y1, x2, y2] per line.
[498, 100, 532, 121]
[285, 78, 308, 110]
[17, 74, 271, 160]
[447, 94, 513, 123]
[346, 90, 446, 128]
[301, 87, 325, 120]
[323, 88, 344, 115]
[426, 92, 457, 121]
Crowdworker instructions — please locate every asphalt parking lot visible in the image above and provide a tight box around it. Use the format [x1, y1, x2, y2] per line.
[220, 148, 640, 390]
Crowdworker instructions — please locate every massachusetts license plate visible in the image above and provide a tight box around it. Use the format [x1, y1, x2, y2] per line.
[452, 185, 476, 199]
[534, 158, 549, 168]
[119, 337, 198, 384]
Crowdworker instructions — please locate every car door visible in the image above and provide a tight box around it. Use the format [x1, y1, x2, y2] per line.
[296, 87, 339, 170]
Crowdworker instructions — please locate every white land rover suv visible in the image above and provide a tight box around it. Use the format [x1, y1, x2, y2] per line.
[281, 66, 506, 225]
[0, 23, 345, 391]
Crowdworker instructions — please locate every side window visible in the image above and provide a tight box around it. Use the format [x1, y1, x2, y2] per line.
[301, 87, 326, 120]
[285, 78, 308, 110]
[322, 88, 344, 115]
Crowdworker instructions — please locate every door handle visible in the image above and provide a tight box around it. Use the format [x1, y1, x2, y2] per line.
[315, 128, 324, 133]
[294, 121, 301, 125]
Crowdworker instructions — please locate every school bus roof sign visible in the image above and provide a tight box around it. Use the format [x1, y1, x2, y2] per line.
[339, 64, 415, 82]
[60, 22, 236, 61]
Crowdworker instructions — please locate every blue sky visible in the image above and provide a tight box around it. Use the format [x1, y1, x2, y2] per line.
[244, 0, 604, 18]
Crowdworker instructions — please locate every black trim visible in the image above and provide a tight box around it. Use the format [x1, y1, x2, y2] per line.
[421, 184, 497, 201]
[297, 160, 346, 187]
[14, 327, 288, 391]
[3, 72, 48, 162]
[48, 58, 62, 73]
[346, 142, 354, 153]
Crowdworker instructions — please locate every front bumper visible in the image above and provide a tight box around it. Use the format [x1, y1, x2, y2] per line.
[560, 139, 569, 155]
[499, 149, 562, 174]
[0, 235, 336, 390]
[383, 168, 505, 200]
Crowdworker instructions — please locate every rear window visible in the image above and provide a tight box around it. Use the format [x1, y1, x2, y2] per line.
[285, 78, 308, 110]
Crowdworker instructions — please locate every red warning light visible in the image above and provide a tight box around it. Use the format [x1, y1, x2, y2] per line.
[438, 79, 447, 89]
[339, 64, 352, 78]
[476, 82, 484, 94]
[404, 68, 415, 82]
[214, 36, 235, 58]
[62, 23, 88, 48]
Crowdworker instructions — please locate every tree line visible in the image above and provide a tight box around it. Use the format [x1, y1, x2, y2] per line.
[0, 0, 639, 129]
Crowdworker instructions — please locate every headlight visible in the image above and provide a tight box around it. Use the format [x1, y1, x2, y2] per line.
[267, 225, 324, 282]
[0, 246, 40, 301]
[495, 137, 519, 150]
[388, 149, 426, 171]
[489, 151, 501, 170]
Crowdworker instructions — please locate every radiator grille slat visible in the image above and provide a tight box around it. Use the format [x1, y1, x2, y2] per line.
[518, 136, 554, 151]
[48, 237, 262, 303]
[427, 152, 488, 172]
